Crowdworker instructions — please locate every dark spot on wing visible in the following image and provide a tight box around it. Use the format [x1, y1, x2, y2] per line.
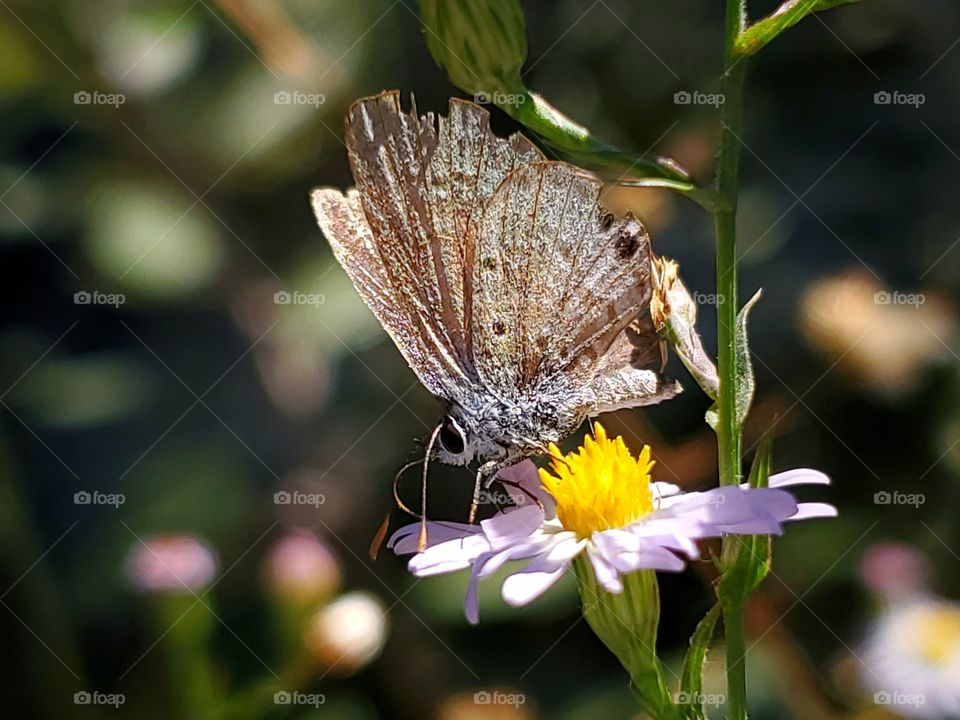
[481, 256, 497, 270]
[492, 320, 506, 336]
[600, 211, 615, 230]
[615, 229, 640, 259]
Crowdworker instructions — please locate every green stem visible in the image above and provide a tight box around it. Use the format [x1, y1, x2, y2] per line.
[723, 600, 748, 720]
[715, 0, 749, 718]
[734, 0, 867, 57]
[715, 0, 747, 491]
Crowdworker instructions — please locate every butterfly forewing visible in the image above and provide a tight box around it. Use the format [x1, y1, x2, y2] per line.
[311, 187, 464, 395]
[341, 92, 543, 379]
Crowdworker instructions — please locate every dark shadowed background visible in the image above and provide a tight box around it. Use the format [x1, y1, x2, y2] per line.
[2, 1, 960, 718]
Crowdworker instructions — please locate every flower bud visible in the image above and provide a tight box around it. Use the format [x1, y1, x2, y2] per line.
[572, 558, 674, 717]
[419, 0, 527, 96]
[651, 257, 719, 400]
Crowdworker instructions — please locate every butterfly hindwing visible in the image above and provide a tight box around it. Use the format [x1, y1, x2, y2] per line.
[469, 161, 667, 400]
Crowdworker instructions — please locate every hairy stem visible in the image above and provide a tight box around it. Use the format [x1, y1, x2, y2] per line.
[715, 0, 750, 718]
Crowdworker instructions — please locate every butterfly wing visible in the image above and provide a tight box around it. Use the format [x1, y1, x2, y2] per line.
[311, 187, 464, 396]
[312, 91, 544, 397]
[583, 318, 681, 413]
[469, 160, 676, 409]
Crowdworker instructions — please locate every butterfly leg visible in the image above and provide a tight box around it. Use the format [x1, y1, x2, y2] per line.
[468, 460, 499, 524]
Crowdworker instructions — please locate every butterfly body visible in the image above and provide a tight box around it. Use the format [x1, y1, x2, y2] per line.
[312, 91, 679, 482]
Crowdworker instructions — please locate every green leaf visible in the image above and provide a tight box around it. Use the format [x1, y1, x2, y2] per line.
[716, 431, 774, 605]
[417, 0, 725, 212]
[734, 289, 762, 428]
[677, 603, 722, 720]
[735, 0, 872, 57]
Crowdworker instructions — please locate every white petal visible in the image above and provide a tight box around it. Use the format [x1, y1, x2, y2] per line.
[719, 511, 786, 535]
[407, 534, 490, 576]
[644, 532, 701, 559]
[501, 567, 568, 607]
[409, 556, 472, 577]
[496, 459, 558, 518]
[652, 481, 682, 499]
[496, 460, 539, 505]
[476, 538, 554, 579]
[587, 546, 623, 593]
[481, 505, 544, 550]
[661, 486, 798, 530]
[593, 530, 689, 573]
[464, 563, 484, 625]
[619, 545, 687, 573]
[767, 469, 831, 487]
[389, 520, 478, 554]
[543, 534, 587, 563]
[789, 502, 838, 521]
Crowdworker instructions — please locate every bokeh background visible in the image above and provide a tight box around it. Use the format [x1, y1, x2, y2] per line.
[3, 1, 960, 718]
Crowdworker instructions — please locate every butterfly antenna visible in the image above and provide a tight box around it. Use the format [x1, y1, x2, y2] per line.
[419, 423, 443, 552]
[369, 458, 426, 560]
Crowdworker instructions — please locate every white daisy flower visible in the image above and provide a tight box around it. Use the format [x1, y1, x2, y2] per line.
[859, 543, 960, 718]
[389, 422, 836, 623]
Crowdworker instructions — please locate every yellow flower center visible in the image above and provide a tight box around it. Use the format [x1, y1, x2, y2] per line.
[910, 604, 960, 665]
[538, 422, 655, 538]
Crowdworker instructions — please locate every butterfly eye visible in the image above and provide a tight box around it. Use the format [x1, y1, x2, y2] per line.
[438, 416, 466, 455]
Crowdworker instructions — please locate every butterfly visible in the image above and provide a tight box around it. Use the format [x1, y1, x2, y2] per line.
[311, 91, 680, 532]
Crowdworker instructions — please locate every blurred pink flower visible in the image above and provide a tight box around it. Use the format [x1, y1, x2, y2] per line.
[125, 534, 218, 595]
[264, 529, 340, 604]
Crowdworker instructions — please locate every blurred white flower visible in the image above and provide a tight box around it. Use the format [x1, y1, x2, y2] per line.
[305, 592, 388, 675]
[859, 543, 960, 718]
